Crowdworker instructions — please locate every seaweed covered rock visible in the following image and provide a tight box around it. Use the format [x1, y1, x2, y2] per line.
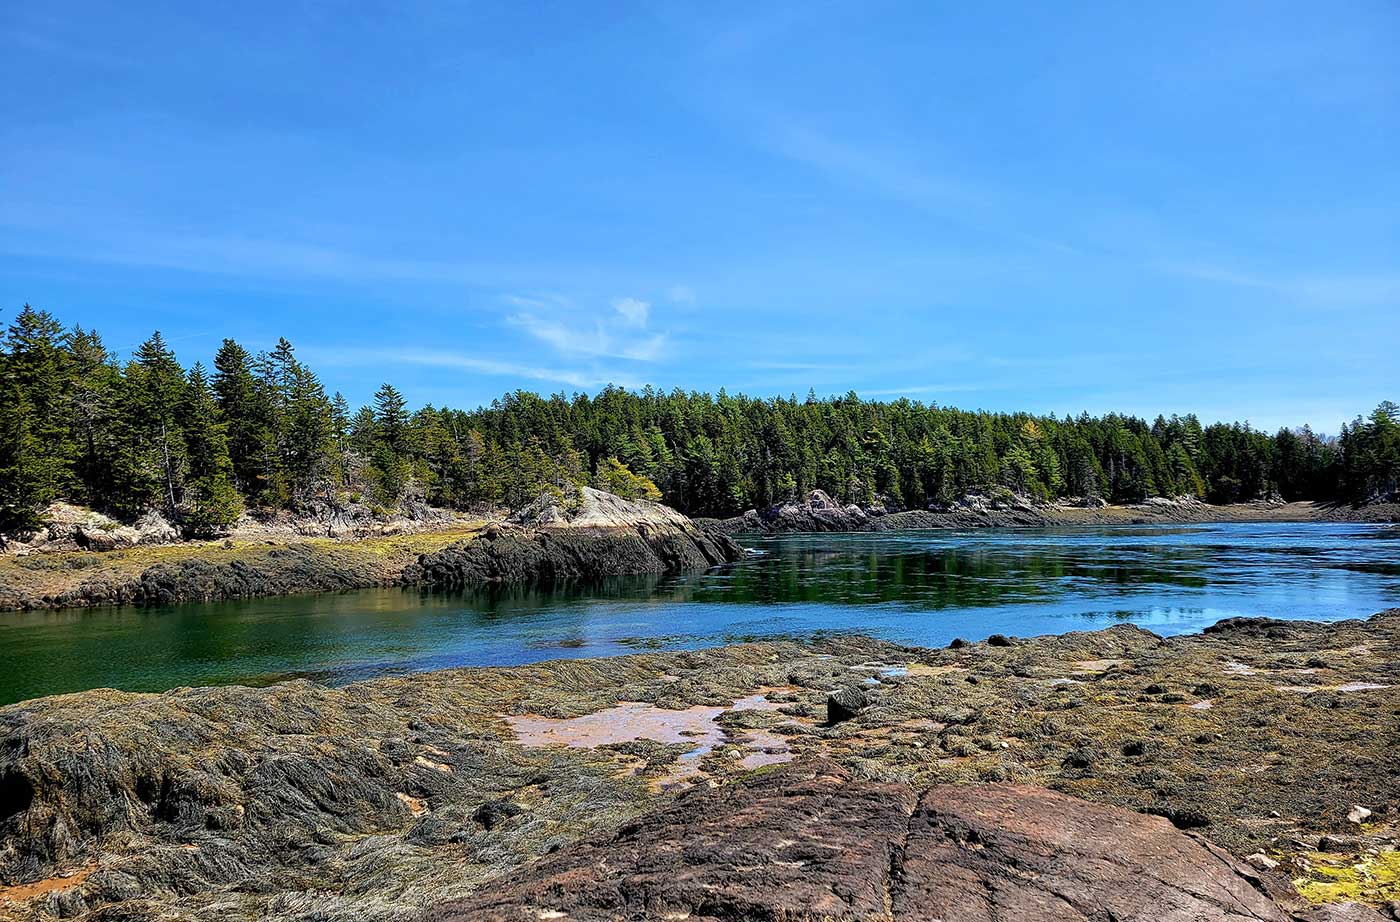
[43, 543, 387, 608]
[2, 615, 1398, 919]
[826, 685, 869, 724]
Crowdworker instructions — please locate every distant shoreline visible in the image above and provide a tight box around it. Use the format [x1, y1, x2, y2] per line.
[2, 496, 1396, 613]
[701, 497, 1400, 534]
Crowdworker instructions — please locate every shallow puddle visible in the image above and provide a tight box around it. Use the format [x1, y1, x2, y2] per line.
[1073, 658, 1127, 673]
[508, 702, 732, 753]
[506, 691, 793, 786]
[737, 728, 793, 769]
[1276, 682, 1391, 693]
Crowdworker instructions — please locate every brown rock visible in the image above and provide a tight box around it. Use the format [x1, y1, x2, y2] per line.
[427, 761, 1385, 922]
[427, 762, 913, 921]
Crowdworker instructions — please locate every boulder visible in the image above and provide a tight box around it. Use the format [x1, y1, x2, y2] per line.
[3, 502, 140, 554]
[826, 685, 869, 724]
[762, 490, 870, 532]
[427, 761, 1385, 922]
[133, 510, 182, 544]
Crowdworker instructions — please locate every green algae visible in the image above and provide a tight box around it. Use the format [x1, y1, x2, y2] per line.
[1295, 850, 1400, 904]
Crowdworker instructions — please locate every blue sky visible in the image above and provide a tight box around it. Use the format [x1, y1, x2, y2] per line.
[3, 1, 1396, 431]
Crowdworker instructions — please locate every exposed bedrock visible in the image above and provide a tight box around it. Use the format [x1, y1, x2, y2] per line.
[1, 489, 741, 611]
[404, 488, 742, 588]
[702, 489, 1400, 534]
[429, 760, 1385, 922]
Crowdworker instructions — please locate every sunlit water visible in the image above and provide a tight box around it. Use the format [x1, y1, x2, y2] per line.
[1, 523, 1397, 705]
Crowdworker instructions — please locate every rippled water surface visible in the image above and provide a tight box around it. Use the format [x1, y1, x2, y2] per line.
[1, 523, 1397, 704]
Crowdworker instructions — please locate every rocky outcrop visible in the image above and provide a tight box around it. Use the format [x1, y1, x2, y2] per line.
[0, 490, 739, 610]
[1, 500, 471, 558]
[231, 497, 465, 541]
[405, 488, 742, 588]
[0, 503, 183, 556]
[705, 489, 1063, 534]
[45, 543, 392, 608]
[704, 492, 1400, 534]
[430, 760, 1384, 922]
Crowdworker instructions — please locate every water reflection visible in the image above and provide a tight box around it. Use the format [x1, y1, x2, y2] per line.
[0, 523, 1395, 704]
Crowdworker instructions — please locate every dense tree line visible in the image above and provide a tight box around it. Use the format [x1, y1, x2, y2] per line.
[1, 304, 1397, 532]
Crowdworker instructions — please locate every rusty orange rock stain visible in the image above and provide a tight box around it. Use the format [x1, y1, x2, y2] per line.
[0, 865, 95, 903]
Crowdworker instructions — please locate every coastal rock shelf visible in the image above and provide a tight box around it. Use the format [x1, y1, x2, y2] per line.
[0, 488, 743, 611]
[0, 610, 1396, 919]
[404, 488, 740, 587]
[432, 761, 1383, 922]
[702, 489, 1400, 534]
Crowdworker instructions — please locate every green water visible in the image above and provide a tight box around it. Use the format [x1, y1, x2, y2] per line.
[0, 523, 1396, 705]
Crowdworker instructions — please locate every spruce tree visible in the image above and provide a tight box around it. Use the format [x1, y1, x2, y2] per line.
[0, 306, 74, 524]
[372, 383, 412, 504]
[282, 362, 334, 504]
[180, 363, 243, 533]
[212, 339, 268, 497]
[0, 382, 46, 531]
[127, 332, 190, 516]
[67, 326, 124, 509]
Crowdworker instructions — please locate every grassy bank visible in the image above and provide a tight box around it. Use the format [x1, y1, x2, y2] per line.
[0, 524, 484, 611]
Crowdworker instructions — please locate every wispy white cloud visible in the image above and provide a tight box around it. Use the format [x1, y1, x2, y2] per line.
[504, 292, 670, 362]
[1164, 262, 1400, 306]
[507, 312, 667, 362]
[763, 123, 1077, 256]
[0, 223, 492, 286]
[769, 124, 984, 211]
[303, 346, 644, 390]
[667, 284, 697, 306]
[859, 383, 986, 397]
[502, 292, 575, 311]
[612, 297, 650, 327]
[6, 23, 133, 68]
[745, 360, 859, 373]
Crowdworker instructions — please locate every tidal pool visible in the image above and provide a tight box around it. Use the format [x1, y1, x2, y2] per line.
[0, 523, 1396, 705]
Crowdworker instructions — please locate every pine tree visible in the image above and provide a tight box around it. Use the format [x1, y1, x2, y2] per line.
[180, 363, 243, 533]
[213, 339, 268, 497]
[372, 383, 412, 504]
[67, 326, 123, 509]
[593, 456, 661, 501]
[373, 383, 410, 454]
[0, 381, 46, 531]
[0, 306, 74, 525]
[282, 362, 334, 504]
[126, 332, 189, 516]
[329, 392, 352, 487]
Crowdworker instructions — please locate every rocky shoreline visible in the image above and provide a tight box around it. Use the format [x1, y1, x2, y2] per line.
[0, 488, 742, 612]
[3, 488, 1393, 613]
[701, 490, 1400, 534]
[0, 610, 1395, 919]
